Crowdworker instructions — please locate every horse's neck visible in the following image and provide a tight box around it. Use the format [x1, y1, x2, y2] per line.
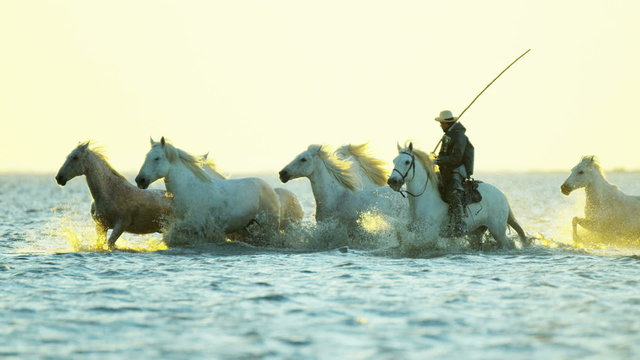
[585, 172, 617, 209]
[308, 162, 349, 216]
[84, 153, 128, 203]
[165, 161, 217, 203]
[408, 162, 447, 220]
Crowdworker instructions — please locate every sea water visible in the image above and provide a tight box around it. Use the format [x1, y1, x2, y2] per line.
[1, 173, 639, 359]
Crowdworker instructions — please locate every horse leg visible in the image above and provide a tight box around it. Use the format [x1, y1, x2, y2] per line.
[572, 217, 602, 242]
[487, 222, 515, 250]
[91, 203, 110, 247]
[572, 217, 581, 242]
[467, 226, 487, 250]
[95, 223, 107, 243]
[107, 222, 126, 250]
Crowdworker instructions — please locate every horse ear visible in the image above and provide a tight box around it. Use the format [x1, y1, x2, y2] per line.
[79, 141, 89, 151]
[160, 137, 166, 147]
[408, 142, 413, 152]
[150, 137, 155, 145]
[397, 142, 401, 152]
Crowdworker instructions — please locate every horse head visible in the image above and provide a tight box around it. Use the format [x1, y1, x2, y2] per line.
[561, 155, 600, 195]
[279, 145, 322, 183]
[55, 141, 91, 186]
[387, 142, 415, 191]
[136, 137, 171, 189]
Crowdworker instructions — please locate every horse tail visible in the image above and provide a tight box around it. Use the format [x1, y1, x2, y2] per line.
[507, 205, 529, 246]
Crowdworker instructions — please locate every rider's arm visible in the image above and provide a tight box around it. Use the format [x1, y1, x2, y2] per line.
[436, 133, 467, 168]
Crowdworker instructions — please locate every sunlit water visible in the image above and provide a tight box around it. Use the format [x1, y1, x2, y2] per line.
[1, 173, 639, 359]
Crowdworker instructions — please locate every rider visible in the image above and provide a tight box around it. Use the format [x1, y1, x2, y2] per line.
[434, 110, 474, 237]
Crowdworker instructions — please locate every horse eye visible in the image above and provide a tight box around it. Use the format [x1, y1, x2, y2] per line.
[154, 157, 160, 161]
[300, 158, 307, 162]
[578, 170, 584, 175]
[72, 156, 79, 161]
[404, 160, 410, 165]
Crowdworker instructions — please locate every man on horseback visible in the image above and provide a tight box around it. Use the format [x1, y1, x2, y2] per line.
[434, 110, 475, 237]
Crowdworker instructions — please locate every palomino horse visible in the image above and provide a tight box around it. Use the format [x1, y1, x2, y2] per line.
[561, 156, 640, 241]
[135, 137, 281, 243]
[335, 143, 389, 190]
[387, 143, 526, 249]
[55, 142, 171, 249]
[279, 144, 404, 228]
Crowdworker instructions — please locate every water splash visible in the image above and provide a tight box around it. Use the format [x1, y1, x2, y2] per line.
[20, 213, 168, 253]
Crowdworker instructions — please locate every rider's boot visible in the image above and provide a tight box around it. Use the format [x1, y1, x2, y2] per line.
[440, 191, 467, 238]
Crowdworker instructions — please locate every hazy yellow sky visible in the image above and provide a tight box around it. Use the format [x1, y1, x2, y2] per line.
[1, 1, 639, 174]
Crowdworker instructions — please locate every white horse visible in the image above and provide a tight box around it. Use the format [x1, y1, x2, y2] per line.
[55, 141, 171, 249]
[387, 143, 526, 249]
[561, 156, 640, 241]
[335, 143, 389, 190]
[201, 153, 303, 228]
[135, 137, 281, 244]
[279, 144, 404, 228]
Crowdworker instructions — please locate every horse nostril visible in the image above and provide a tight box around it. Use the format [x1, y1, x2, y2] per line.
[279, 170, 289, 183]
[136, 176, 147, 188]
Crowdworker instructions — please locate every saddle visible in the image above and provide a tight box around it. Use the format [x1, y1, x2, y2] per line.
[462, 179, 483, 206]
[438, 178, 483, 206]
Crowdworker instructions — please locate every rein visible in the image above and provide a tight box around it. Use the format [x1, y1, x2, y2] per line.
[392, 151, 430, 198]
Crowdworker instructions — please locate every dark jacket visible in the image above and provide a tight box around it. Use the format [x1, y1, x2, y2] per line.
[436, 122, 474, 177]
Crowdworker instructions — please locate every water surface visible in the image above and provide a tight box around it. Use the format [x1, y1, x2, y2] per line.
[1, 173, 639, 359]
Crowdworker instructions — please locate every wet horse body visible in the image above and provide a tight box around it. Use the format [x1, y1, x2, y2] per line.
[136, 138, 281, 244]
[202, 154, 303, 228]
[56, 142, 171, 248]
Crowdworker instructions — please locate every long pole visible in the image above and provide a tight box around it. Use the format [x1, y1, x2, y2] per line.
[432, 49, 531, 153]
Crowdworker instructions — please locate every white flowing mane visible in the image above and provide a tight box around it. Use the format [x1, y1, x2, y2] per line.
[309, 144, 359, 191]
[159, 141, 217, 182]
[336, 143, 389, 186]
[400, 142, 440, 190]
[80, 141, 127, 181]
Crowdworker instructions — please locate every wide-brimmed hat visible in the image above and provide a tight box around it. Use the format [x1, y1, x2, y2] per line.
[434, 110, 458, 123]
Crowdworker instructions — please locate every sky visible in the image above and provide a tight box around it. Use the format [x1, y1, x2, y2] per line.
[1, 1, 639, 174]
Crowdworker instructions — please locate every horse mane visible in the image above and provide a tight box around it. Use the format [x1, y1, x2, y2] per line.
[80, 141, 127, 181]
[309, 144, 359, 191]
[401, 141, 440, 190]
[159, 141, 213, 182]
[336, 143, 389, 186]
[200, 153, 226, 179]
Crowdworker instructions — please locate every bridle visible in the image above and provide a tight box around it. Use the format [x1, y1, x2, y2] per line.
[391, 151, 430, 198]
